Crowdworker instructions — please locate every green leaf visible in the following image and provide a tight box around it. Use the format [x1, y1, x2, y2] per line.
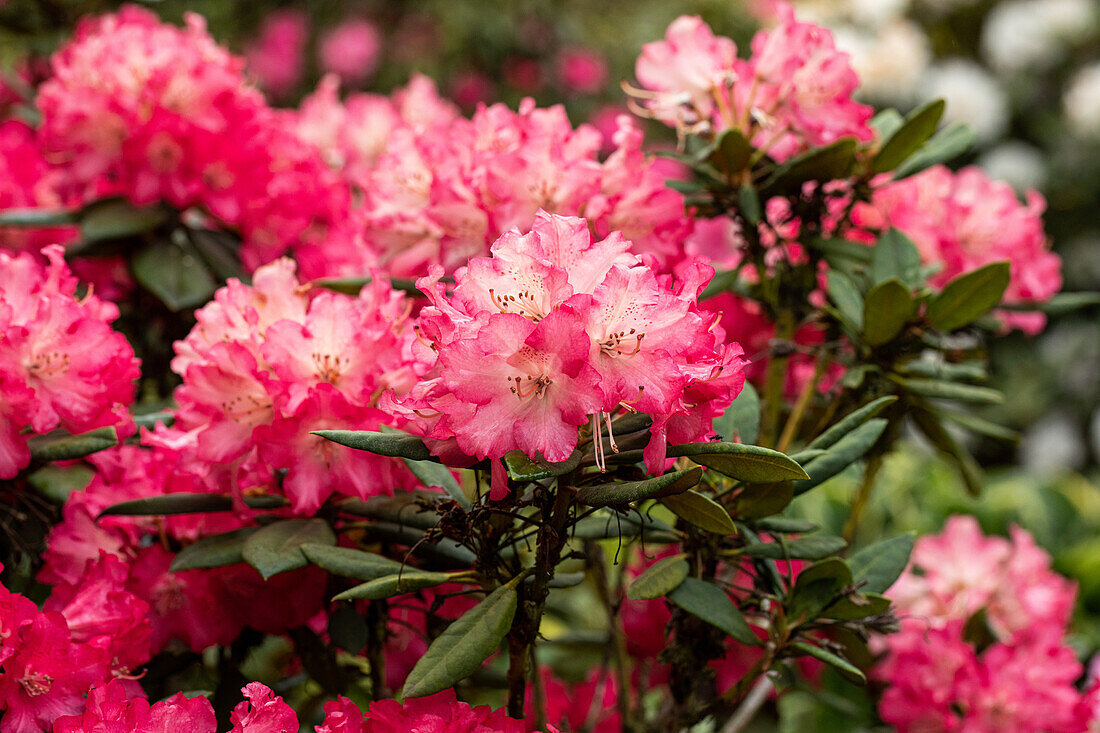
[999, 291, 1100, 315]
[938, 410, 1019, 442]
[827, 271, 864, 331]
[502, 449, 581, 482]
[763, 138, 860, 196]
[787, 558, 851, 624]
[807, 396, 897, 451]
[788, 641, 866, 683]
[811, 237, 873, 265]
[742, 535, 846, 560]
[707, 128, 753, 174]
[794, 419, 887, 494]
[823, 591, 891, 621]
[333, 570, 457, 601]
[910, 408, 983, 496]
[242, 519, 337, 580]
[667, 577, 758, 646]
[27, 426, 117, 463]
[80, 198, 170, 242]
[926, 262, 1011, 332]
[731, 481, 794, 520]
[739, 183, 762, 225]
[862, 279, 916, 345]
[699, 268, 741, 301]
[132, 242, 217, 311]
[870, 108, 904, 141]
[312, 429, 433, 460]
[660, 490, 736, 535]
[575, 467, 702, 508]
[715, 381, 760, 444]
[300, 543, 405, 581]
[170, 528, 259, 572]
[753, 517, 820, 534]
[402, 458, 470, 508]
[131, 410, 176, 430]
[873, 99, 945, 173]
[402, 573, 524, 697]
[898, 379, 1004, 404]
[870, 230, 922, 288]
[626, 556, 689, 600]
[894, 123, 975, 179]
[668, 443, 808, 482]
[98, 492, 286, 517]
[328, 605, 368, 653]
[846, 533, 915, 594]
[0, 207, 79, 227]
[898, 360, 987, 382]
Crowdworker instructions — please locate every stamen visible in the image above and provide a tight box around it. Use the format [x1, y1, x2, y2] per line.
[603, 412, 619, 453]
[592, 414, 606, 472]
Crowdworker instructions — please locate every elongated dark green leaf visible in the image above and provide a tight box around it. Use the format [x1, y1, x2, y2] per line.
[300, 543, 405, 581]
[763, 138, 859, 196]
[898, 360, 987, 382]
[660, 490, 736, 535]
[787, 558, 851, 624]
[871, 230, 922, 287]
[402, 574, 524, 697]
[402, 458, 469, 508]
[754, 517, 820, 534]
[98, 492, 286, 517]
[812, 237, 873, 264]
[863, 279, 916, 345]
[668, 443, 808, 482]
[899, 379, 1003, 404]
[787, 449, 827, 464]
[795, 419, 887, 494]
[312, 429, 432, 460]
[873, 99, 945, 173]
[699, 268, 741, 301]
[827, 271, 864, 331]
[926, 261, 1011, 332]
[626, 556, 689, 600]
[0, 207, 79, 227]
[668, 577, 758, 645]
[910, 408, 983, 496]
[503, 449, 581, 482]
[870, 108, 904, 141]
[242, 519, 336, 580]
[846, 533, 915, 594]
[133, 242, 217, 311]
[171, 527, 259, 571]
[739, 184, 762, 225]
[824, 592, 891, 621]
[80, 198, 170, 242]
[732, 481, 794, 520]
[894, 122, 975, 179]
[715, 382, 760, 444]
[788, 641, 866, 683]
[328, 605, 368, 653]
[742, 535, 846, 560]
[576, 467, 702, 507]
[807, 396, 897, 451]
[938, 410, 1019, 442]
[28, 426, 116, 463]
[998, 291, 1100, 315]
[334, 570, 457, 601]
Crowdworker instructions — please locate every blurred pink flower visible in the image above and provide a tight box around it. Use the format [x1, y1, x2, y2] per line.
[243, 10, 309, 98]
[319, 19, 382, 85]
[556, 47, 608, 95]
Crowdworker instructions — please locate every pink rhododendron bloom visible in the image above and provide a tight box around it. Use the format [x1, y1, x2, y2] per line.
[853, 165, 1062, 333]
[556, 48, 608, 95]
[391, 211, 745, 479]
[243, 10, 310, 98]
[229, 683, 299, 733]
[0, 246, 138, 478]
[319, 19, 382, 85]
[631, 5, 872, 160]
[0, 120, 78, 254]
[358, 689, 526, 732]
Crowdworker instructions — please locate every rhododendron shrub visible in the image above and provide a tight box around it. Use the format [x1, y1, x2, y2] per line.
[0, 1, 1093, 732]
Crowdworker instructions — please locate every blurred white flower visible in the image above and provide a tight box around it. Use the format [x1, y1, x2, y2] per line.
[920, 60, 1009, 145]
[1064, 62, 1100, 139]
[978, 142, 1048, 192]
[1021, 411, 1086, 476]
[982, 0, 1098, 74]
[836, 21, 931, 103]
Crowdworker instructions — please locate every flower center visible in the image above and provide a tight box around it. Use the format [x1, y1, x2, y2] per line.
[508, 374, 551, 400]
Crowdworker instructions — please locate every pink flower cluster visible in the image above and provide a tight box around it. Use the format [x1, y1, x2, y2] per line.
[290, 76, 692, 277]
[853, 165, 1063, 334]
[632, 3, 873, 160]
[0, 246, 138, 478]
[390, 211, 746, 482]
[171, 258, 423, 513]
[39, 443, 326, 656]
[35, 5, 352, 271]
[877, 516, 1099, 731]
[0, 563, 149, 733]
[0, 121, 78, 254]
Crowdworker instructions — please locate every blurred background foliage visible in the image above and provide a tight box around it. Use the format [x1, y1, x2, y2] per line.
[1, 0, 1097, 727]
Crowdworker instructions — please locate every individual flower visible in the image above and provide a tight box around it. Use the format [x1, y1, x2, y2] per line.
[853, 165, 1063, 333]
[319, 19, 383, 85]
[0, 246, 138, 478]
[355, 689, 526, 732]
[243, 10, 310, 98]
[555, 47, 609, 95]
[391, 211, 746, 481]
